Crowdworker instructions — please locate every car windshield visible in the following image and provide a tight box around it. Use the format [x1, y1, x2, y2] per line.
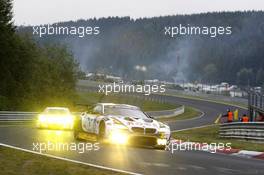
[44, 109, 70, 115]
[104, 106, 148, 119]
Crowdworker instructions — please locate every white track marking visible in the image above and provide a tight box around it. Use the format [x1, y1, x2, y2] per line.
[0, 143, 143, 175]
[173, 110, 205, 123]
[172, 124, 216, 132]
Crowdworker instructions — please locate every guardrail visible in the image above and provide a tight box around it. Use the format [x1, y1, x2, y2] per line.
[0, 112, 36, 121]
[0, 106, 184, 121]
[0, 112, 81, 121]
[219, 122, 264, 141]
[146, 106, 185, 119]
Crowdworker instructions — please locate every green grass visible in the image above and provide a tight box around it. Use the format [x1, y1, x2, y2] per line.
[172, 125, 264, 152]
[75, 92, 178, 111]
[157, 107, 202, 122]
[0, 146, 124, 175]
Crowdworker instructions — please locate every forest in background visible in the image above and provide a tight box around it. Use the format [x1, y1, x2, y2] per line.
[19, 11, 264, 87]
[0, 0, 80, 110]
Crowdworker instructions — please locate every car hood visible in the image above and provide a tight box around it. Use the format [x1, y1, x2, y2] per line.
[108, 115, 164, 129]
[40, 114, 72, 118]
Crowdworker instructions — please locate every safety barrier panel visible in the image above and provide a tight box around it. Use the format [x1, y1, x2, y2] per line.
[219, 122, 264, 141]
[146, 106, 185, 119]
[0, 112, 37, 121]
[0, 112, 81, 121]
[0, 107, 184, 121]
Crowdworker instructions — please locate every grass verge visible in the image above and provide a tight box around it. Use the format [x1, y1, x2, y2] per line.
[172, 125, 264, 152]
[76, 92, 178, 111]
[0, 146, 124, 175]
[157, 107, 202, 122]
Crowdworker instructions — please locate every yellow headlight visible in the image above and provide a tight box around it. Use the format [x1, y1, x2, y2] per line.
[110, 130, 128, 145]
[37, 114, 74, 129]
[157, 139, 167, 145]
[38, 115, 46, 122]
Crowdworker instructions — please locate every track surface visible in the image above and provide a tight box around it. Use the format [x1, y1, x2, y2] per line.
[0, 95, 263, 175]
[155, 94, 246, 131]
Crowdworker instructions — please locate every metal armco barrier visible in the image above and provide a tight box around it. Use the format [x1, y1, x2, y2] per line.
[0, 107, 182, 121]
[146, 106, 185, 119]
[0, 112, 81, 121]
[0, 86, 183, 121]
[219, 122, 264, 141]
[0, 112, 38, 121]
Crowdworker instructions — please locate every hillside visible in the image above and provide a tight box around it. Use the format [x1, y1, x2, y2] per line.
[18, 11, 264, 86]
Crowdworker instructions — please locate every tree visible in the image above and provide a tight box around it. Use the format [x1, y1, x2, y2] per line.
[0, 0, 14, 32]
[236, 68, 253, 86]
[17, 11, 264, 85]
[0, 0, 80, 110]
[256, 68, 264, 85]
[0, 0, 16, 109]
[203, 63, 218, 83]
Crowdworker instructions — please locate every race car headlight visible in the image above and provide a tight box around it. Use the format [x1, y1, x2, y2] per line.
[110, 130, 128, 145]
[38, 115, 46, 122]
[37, 114, 74, 128]
[157, 138, 167, 145]
[63, 116, 74, 124]
[158, 132, 166, 138]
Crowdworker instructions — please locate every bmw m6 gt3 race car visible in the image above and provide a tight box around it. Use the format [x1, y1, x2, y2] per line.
[73, 103, 171, 149]
[36, 107, 75, 130]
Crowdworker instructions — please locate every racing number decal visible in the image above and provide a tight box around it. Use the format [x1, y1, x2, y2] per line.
[82, 115, 96, 133]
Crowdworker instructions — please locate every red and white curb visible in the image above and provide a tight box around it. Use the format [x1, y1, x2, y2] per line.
[169, 139, 264, 160]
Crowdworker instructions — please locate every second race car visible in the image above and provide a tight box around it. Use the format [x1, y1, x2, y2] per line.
[74, 103, 171, 149]
[36, 107, 75, 130]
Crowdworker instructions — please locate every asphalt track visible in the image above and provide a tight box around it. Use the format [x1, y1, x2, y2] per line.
[0, 95, 263, 175]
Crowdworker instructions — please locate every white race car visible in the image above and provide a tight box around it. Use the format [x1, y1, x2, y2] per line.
[37, 107, 75, 130]
[74, 103, 171, 149]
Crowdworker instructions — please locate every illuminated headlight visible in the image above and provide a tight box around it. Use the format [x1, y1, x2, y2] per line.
[38, 115, 46, 122]
[158, 132, 166, 138]
[110, 130, 128, 145]
[157, 138, 167, 145]
[37, 115, 74, 129]
[109, 118, 129, 144]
